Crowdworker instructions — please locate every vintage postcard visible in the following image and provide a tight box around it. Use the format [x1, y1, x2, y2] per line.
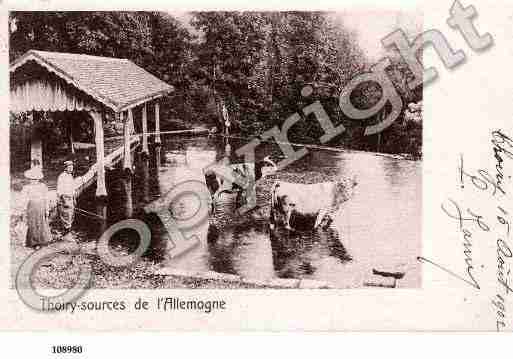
[0, 0, 512, 332]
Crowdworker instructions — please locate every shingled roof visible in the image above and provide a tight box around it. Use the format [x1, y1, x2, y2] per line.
[10, 50, 174, 112]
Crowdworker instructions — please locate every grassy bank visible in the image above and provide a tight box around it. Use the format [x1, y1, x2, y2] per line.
[10, 215, 276, 290]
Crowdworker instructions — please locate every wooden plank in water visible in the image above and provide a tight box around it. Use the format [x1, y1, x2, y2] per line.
[42, 137, 140, 211]
[75, 136, 139, 196]
[103, 128, 209, 142]
[73, 142, 96, 149]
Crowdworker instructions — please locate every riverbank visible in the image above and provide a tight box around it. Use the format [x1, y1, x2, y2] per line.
[9, 217, 281, 290]
[222, 134, 421, 161]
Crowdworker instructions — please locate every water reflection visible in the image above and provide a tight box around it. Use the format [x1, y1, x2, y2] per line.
[141, 157, 150, 203]
[75, 135, 422, 288]
[154, 145, 162, 170]
[120, 174, 133, 218]
[208, 220, 274, 280]
[270, 226, 351, 279]
[224, 136, 232, 157]
[95, 201, 107, 237]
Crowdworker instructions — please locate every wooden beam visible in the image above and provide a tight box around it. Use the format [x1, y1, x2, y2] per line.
[123, 110, 133, 170]
[155, 102, 161, 144]
[73, 142, 95, 149]
[92, 111, 107, 197]
[142, 103, 149, 154]
[30, 111, 43, 168]
[117, 92, 168, 113]
[128, 108, 135, 134]
[103, 128, 208, 142]
[69, 116, 75, 154]
[142, 157, 149, 202]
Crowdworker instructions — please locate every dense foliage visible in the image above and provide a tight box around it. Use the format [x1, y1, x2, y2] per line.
[9, 11, 422, 158]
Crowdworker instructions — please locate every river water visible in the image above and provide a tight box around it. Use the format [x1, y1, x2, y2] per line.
[75, 135, 422, 288]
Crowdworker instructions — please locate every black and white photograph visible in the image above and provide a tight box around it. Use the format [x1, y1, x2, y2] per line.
[8, 10, 423, 292]
[1, 0, 513, 342]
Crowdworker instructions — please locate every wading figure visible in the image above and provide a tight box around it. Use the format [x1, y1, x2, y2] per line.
[204, 156, 277, 213]
[21, 166, 52, 248]
[222, 102, 231, 137]
[57, 160, 79, 237]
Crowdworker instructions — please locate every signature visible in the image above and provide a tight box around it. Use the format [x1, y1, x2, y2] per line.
[459, 153, 505, 196]
[419, 130, 512, 290]
[491, 130, 513, 193]
[418, 129, 512, 330]
[417, 256, 480, 289]
[418, 198, 488, 290]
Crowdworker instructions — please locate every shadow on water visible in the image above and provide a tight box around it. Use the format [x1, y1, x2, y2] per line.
[73, 134, 421, 288]
[207, 219, 275, 280]
[269, 226, 351, 279]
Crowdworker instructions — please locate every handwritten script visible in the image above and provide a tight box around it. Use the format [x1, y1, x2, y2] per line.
[418, 129, 512, 331]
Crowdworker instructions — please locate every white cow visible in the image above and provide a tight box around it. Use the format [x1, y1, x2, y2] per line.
[270, 176, 357, 231]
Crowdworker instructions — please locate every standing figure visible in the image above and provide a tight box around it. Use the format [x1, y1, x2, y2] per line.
[57, 160, 79, 236]
[21, 166, 52, 248]
[222, 102, 231, 137]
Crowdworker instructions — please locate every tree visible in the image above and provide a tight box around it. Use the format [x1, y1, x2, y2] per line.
[10, 12, 153, 63]
[9, 11, 422, 157]
[190, 12, 269, 133]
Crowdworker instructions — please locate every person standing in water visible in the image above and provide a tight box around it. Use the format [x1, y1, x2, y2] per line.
[222, 102, 231, 137]
[21, 166, 52, 249]
[57, 160, 80, 237]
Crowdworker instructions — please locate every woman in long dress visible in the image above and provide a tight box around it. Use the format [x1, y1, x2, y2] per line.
[21, 166, 52, 248]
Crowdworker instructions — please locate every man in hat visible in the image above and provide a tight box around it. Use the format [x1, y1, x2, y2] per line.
[56, 160, 79, 237]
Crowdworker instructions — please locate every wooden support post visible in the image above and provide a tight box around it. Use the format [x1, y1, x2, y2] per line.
[154, 102, 161, 145]
[69, 116, 75, 155]
[142, 103, 149, 155]
[142, 157, 149, 203]
[155, 145, 161, 170]
[128, 108, 135, 134]
[123, 110, 132, 171]
[92, 111, 107, 197]
[30, 111, 43, 168]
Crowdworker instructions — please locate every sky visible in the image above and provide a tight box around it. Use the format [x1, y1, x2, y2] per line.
[334, 9, 423, 60]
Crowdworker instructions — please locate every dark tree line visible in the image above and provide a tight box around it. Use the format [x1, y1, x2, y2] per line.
[9, 11, 422, 157]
